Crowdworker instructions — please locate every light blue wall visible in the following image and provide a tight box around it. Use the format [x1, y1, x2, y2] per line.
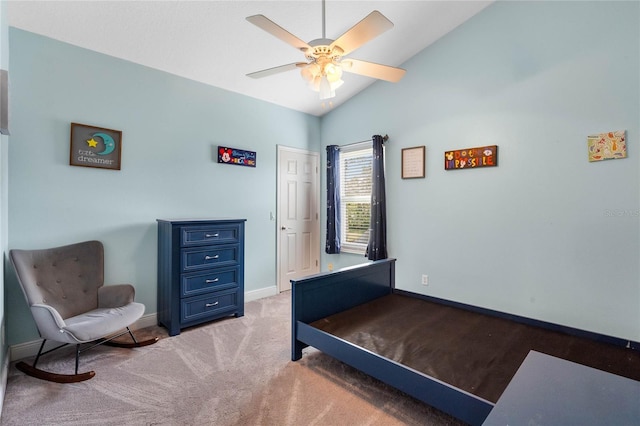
[7, 28, 320, 345]
[321, 1, 640, 340]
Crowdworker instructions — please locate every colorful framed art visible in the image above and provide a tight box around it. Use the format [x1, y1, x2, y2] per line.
[444, 145, 498, 170]
[587, 130, 626, 162]
[217, 146, 256, 168]
[69, 123, 122, 170]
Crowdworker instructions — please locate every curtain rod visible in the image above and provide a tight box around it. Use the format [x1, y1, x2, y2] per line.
[338, 134, 388, 149]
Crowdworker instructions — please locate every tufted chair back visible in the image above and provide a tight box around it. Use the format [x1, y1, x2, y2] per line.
[10, 240, 104, 320]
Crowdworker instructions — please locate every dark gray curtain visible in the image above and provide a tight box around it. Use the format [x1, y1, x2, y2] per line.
[325, 145, 341, 254]
[366, 135, 387, 260]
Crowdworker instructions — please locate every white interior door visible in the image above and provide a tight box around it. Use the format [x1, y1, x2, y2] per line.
[277, 146, 320, 292]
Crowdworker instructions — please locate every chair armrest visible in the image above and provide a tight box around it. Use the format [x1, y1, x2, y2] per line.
[31, 304, 69, 341]
[98, 284, 135, 308]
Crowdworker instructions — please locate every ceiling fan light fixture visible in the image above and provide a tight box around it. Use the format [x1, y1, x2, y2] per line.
[300, 67, 314, 83]
[325, 62, 343, 83]
[300, 63, 321, 83]
[319, 75, 334, 100]
[309, 75, 321, 92]
[302, 61, 341, 99]
[319, 64, 343, 99]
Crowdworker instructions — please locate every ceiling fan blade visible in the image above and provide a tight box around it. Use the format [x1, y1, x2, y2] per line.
[341, 59, 406, 83]
[246, 15, 311, 52]
[247, 62, 308, 79]
[330, 11, 393, 56]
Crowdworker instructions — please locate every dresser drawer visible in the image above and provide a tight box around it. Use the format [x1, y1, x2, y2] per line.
[181, 266, 239, 297]
[181, 224, 240, 247]
[181, 289, 238, 323]
[181, 244, 239, 272]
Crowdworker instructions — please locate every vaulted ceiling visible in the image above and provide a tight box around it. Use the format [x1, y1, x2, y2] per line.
[7, 1, 493, 116]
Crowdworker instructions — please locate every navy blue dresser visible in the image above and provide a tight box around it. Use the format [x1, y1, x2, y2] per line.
[157, 218, 246, 336]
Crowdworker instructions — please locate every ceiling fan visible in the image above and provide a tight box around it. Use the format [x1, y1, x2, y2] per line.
[246, 0, 406, 101]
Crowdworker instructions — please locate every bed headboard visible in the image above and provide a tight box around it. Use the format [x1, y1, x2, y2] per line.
[291, 259, 396, 359]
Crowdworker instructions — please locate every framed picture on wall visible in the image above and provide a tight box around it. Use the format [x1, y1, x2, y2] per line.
[401, 146, 425, 179]
[69, 123, 122, 170]
[587, 130, 626, 162]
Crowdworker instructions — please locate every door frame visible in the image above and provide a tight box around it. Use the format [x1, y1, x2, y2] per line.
[276, 145, 321, 293]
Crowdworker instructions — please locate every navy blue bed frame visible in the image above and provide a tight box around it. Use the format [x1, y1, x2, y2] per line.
[291, 259, 493, 425]
[291, 258, 639, 426]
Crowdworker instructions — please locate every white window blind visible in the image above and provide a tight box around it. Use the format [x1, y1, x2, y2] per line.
[339, 144, 373, 254]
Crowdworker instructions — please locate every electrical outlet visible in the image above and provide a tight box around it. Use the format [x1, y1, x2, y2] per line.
[328, 263, 334, 272]
[422, 274, 429, 286]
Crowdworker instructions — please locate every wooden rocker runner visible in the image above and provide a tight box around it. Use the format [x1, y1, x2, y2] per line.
[10, 240, 159, 383]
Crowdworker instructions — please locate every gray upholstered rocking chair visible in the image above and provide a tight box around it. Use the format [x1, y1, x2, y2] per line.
[9, 240, 158, 383]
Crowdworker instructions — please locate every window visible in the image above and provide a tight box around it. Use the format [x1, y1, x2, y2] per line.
[339, 144, 373, 254]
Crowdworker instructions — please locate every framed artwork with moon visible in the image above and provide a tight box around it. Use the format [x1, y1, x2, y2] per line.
[69, 123, 122, 170]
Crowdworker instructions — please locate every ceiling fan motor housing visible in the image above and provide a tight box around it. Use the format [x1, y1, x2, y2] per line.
[305, 39, 344, 62]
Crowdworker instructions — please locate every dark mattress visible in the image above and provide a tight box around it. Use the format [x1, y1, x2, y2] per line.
[310, 293, 640, 403]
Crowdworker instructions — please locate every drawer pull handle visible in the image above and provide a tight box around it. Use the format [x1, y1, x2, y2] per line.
[205, 233, 219, 238]
[205, 302, 219, 307]
[205, 255, 219, 260]
[205, 278, 219, 283]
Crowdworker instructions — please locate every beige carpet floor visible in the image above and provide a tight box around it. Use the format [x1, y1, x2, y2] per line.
[1, 291, 463, 426]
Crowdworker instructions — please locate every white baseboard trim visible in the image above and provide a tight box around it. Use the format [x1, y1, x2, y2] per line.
[245, 285, 278, 302]
[9, 288, 279, 362]
[10, 337, 39, 363]
[130, 312, 158, 331]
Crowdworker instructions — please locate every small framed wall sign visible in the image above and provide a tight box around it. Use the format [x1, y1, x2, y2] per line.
[69, 123, 122, 170]
[401, 146, 425, 179]
[218, 146, 256, 167]
[445, 145, 498, 170]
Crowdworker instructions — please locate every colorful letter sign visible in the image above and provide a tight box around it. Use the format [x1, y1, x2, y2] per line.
[444, 145, 498, 170]
[218, 146, 256, 168]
